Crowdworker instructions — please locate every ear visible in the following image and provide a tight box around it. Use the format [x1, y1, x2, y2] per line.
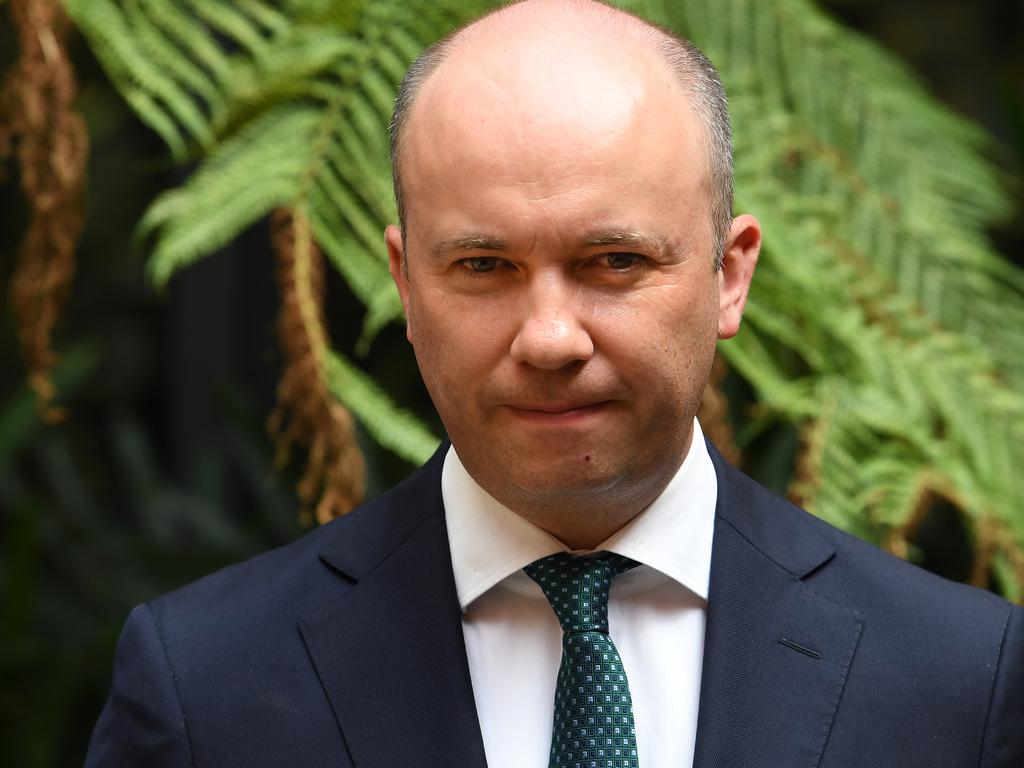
[717, 213, 761, 339]
[385, 224, 414, 343]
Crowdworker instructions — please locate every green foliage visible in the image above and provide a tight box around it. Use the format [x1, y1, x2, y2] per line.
[139, 105, 324, 285]
[324, 349, 439, 464]
[63, 0, 1024, 593]
[0, 344, 306, 767]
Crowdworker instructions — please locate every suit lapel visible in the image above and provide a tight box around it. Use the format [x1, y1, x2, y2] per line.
[298, 447, 488, 768]
[294, 439, 864, 768]
[693, 447, 865, 768]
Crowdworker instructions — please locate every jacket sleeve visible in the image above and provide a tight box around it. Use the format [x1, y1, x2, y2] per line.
[84, 603, 194, 767]
[980, 603, 1024, 768]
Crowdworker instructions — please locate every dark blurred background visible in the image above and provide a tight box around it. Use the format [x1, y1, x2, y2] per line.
[0, 0, 1021, 765]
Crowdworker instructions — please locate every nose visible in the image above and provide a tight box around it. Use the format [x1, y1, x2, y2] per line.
[509, 275, 594, 369]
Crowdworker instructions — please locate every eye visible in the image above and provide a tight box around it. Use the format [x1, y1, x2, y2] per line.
[460, 256, 500, 273]
[601, 252, 644, 270]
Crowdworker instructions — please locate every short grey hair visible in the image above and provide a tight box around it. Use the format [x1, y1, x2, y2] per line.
[389, 8, 734, 270]
[653, 34, 734, 270]
[389, 32, 456, 247]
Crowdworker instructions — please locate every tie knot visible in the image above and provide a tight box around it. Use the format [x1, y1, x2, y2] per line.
[524, 552, 638, 634]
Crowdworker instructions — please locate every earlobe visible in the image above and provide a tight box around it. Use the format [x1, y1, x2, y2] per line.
[385, 224, 414, 343]
[717, 213, 761, 340]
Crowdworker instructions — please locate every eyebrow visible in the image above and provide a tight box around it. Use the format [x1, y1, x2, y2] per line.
[431, 234, 509, 259]
[429, 230, 678, 260]
[583, 230, 674, 261]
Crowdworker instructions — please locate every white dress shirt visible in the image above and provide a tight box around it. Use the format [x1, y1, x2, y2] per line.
[443, 418, 717, 768]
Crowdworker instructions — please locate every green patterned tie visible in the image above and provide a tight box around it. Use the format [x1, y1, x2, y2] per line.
[525, 552, 641, 768]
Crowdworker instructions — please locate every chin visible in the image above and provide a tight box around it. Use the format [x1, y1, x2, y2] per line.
[506, 457, 631, 501]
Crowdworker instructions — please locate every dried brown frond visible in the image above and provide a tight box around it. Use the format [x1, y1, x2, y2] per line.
[788, 402, 832, 509]
[698, 352, 741, 464]
[882, 479, 963, 557]
[1, 0, 88, 423]
[788, 440, 818, 510]
[970, 516, 997, 590]
[1003, 539, 1024, 602]
[968, 516, 1024, 599]
[268, 206, 365, 525]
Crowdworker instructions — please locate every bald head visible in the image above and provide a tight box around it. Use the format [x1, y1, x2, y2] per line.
[390, 0, 734, 267]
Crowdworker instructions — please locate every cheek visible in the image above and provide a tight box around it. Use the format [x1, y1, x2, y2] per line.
[589, 285, 718, 390]
[408, 290, 514, 389]
[595, 282, 716, 343]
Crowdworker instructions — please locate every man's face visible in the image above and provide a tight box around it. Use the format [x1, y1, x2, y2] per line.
[387, 40, 756, 538]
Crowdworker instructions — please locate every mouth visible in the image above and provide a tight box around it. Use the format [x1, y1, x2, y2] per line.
[504, 400, 612, 424]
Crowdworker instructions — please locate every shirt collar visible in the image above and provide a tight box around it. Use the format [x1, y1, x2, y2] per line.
[443, 418, 717, 611]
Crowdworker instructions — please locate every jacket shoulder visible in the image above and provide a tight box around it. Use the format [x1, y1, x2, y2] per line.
[712, 445, 1012, 624]
[711, 448, 1023, 764]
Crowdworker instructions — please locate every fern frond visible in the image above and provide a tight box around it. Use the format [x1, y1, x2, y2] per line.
[324, 350, 440, 465]
[143, 105, 322, 286]
[5, 0, 88, 422]
[268, 206, 365, 522]
[64, 0, 224, 158]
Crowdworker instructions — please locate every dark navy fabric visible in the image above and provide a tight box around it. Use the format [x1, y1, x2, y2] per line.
[86, 442, 1024, 767]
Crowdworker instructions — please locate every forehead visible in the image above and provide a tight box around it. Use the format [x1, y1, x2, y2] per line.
[414, 26, 695, 154]
[399, 23, 710, 245]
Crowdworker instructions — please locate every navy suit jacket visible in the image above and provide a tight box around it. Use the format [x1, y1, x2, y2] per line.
[87, 443, 1024, 767]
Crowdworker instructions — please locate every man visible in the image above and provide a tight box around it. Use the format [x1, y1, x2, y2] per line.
[87, 1, 1023, 766]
